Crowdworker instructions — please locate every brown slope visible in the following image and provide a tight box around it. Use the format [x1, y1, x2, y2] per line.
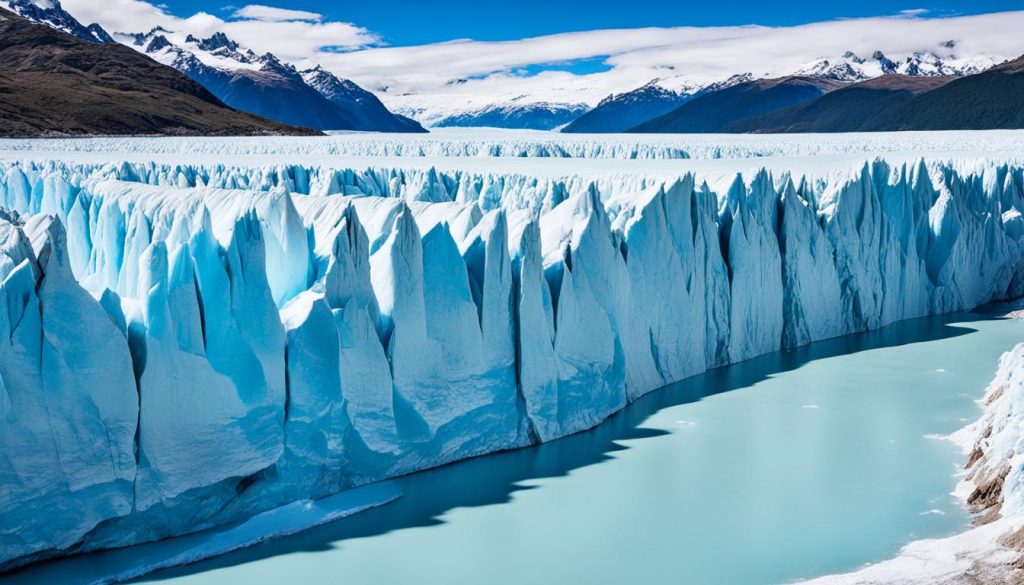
[865, 54, 1024, 130]
[0, 8, 318, 137]
[629, 76, 844, 133]
[733, 75, 954, 133]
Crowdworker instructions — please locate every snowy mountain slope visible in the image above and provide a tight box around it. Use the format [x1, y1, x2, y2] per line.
[605, 50, 996, 134]
[0, 0, 111, 43]
[562, 80, 696, 133]
[301, 66, 425, 133]
[793, 48, 995, 82]
[632, 76, 844, 133]
[0, 1, 397, 132]
[119, 29, 361, 132]
[637, 51, 1024, 134]
[0, 144, 1022, 569]
[431, 102, 589, 131]
[0, 8, 313, 137]
[561, 74, 757, 133]
[377, 71, 620, 130]
[380, 43, 1003, 130]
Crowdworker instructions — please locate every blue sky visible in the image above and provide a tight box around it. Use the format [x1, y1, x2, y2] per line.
[159, 0, 1024, 45]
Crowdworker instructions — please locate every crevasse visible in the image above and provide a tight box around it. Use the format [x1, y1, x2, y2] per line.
[0, 157, 1022, 569]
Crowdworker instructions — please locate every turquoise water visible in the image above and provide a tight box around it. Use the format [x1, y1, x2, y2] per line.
[8, 313, 1024, 585]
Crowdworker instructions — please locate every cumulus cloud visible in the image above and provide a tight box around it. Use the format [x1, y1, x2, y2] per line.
[898, 8, 931, 17]
[60, 0, 378, 60]
[231, 4, 321, 22]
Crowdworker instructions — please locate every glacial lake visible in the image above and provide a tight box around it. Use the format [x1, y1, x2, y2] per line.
[7, 311, 1023, 585]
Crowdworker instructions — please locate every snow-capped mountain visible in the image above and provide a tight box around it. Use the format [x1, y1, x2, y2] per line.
[566, 47, 1001, 134]
[562, 74, 754, 133]
[390, 72, 770, 130]
[629, 48, 1024, 134]
[1, 0, 1011, 134]
[430, 101, 589, 130]
[6, 0, 421, 132]
[0, 6, 313, 137]
[117, 28, 423, 133]
[562, 80, 696, 133]
[301, 66, 425, 132]
[793, 48, 997, 81]
[122, 28, 262, 76]
[0, 0, 112, 43]
[631, 75, 843, 133]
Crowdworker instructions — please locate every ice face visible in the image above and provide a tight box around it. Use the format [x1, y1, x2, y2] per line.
[0, 215, 137, 566]
[970, 344, 1024, 519]
[0, 147, 1023, 569]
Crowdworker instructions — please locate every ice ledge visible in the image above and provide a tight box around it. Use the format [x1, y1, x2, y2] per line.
[2, 482, 401, 585]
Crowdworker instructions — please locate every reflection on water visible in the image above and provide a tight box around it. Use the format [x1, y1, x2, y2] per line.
[7, 312, 1023, 585]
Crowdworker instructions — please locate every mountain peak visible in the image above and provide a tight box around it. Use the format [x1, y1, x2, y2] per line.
[842, 51, 865, 64]
[0, 5, 314, 136]
[145, 34, 171, 54]
[0, 0, 113, 44]
[871, 51, 897, 73]
[188, 32, 239, 53]
[302, 66, 364, 97]
[85, 23, 112, 43]
[795, 48, 991, 82]
[258, 51, 293, 73]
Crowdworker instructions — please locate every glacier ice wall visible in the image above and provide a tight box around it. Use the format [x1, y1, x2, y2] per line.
[0, 157, 1022, 569]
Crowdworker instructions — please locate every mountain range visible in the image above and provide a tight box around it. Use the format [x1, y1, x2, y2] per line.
[631, 54, 1024, 134]
[572, 49, 999, 133]
[630, 76, 842, 133]
[2, 0, 1023, 134]
[0, 5, 313, 137]
[381, 47, 1003, 132]
[0, 0, 112, 43]
[1, 0, 422, 133]
[122, 27, 424, 132]
[431, 102, 589, 130]
[561, 80, 696, 133]
[727, 75, 954, 133]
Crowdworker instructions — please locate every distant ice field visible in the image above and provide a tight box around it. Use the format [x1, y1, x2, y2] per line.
[3, 129, 1024, 198]
[1, 128, 1023, 166]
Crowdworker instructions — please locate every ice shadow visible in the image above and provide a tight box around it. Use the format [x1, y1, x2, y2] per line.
[125, 309, 997, 583]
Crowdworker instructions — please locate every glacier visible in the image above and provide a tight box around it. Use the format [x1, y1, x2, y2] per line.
[0, 139, 1023, 570]
[5, 129, 1024, 162]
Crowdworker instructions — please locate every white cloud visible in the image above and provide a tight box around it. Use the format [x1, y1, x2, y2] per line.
[898, 8, 931, 17]
[60, 0, 377, 60]
[231, 4, 321, 22]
